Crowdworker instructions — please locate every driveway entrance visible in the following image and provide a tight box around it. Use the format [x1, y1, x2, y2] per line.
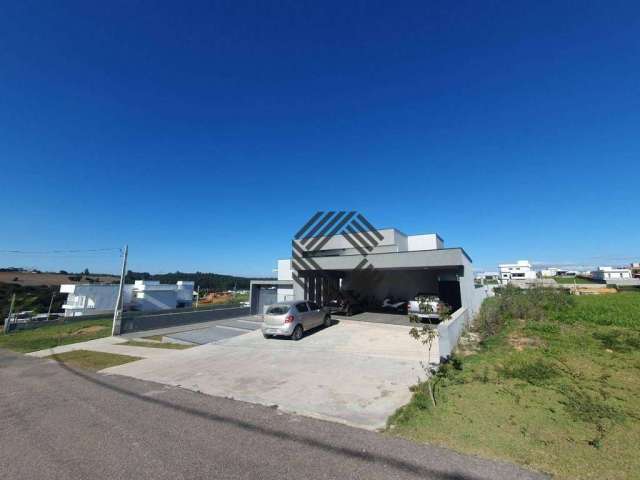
[103, 320, 435, 430]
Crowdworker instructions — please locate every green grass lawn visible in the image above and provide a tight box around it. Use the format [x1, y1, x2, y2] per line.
[49, 350, 141, 370]
[121, 340, 192, 350]
[552, 276, 599, 284]
[388, 292, 640, 480]
[0, 317, 112, 353]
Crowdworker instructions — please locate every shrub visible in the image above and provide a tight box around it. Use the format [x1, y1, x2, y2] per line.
[501, 358, 560, 385]
[475, 286, 574, 339]
[592, 330, 640, 352]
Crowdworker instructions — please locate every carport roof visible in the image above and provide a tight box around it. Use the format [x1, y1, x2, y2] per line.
[297, 247, 471, 272]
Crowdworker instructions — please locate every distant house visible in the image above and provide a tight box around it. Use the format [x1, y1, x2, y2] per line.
[499, 260, 537, 281]
[60, 280, 194, 317]
[591, 266, 632, 282]
[475, 271, 499, 282]
[630, 263, 640, 279]
[541, 267, 560, 277]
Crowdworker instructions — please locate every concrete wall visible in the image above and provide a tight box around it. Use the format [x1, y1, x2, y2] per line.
[458, 254, 478, 315]
[407, 234, 443, 251]
[121, 306, 250, 333]
[133, 290, 177, 311]
[437, 307, 471, 360]
[277, 259, 292, 280]
[277, 287, 294, 302]
[296, 228, 399, 252]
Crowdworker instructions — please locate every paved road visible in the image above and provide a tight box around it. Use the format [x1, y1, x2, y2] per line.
[0, 350, 546, 480]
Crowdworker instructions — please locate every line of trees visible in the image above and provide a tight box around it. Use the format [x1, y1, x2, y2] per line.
[124, 271, 272, 292]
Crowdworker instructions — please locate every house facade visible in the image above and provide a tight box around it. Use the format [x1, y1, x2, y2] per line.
[591, 266, 632, 281]
[498, 260, 537, 281]
[250, 229, 475, 316]
[60, 280, 194, 317]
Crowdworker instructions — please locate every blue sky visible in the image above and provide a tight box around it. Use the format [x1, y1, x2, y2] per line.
[1, 1, 638, 276]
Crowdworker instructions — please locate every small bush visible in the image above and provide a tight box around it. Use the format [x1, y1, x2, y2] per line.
[475, 286, 574, 339]
[592, 330, 640, 352]
[501, 358, 560, 385]
[559, 385, 624, 425]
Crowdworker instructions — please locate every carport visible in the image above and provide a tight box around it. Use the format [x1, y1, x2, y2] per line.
[293, 248, 474, 314]
[249, 279, 294, 315]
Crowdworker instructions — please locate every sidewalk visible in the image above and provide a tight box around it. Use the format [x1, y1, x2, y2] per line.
[26, 336, 185, 360]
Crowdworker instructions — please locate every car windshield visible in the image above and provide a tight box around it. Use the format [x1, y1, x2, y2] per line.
[265, 304, 290, 315]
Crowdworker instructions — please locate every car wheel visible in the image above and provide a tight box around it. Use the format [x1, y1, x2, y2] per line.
[324, 315, 331, 328]
[291, 325, 303, 341]
[262, 333, 271, 339]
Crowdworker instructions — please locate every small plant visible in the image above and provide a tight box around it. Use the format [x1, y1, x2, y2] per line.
[408, 297, 452, 406]
[592, 330, 640, 352]
[501, 358, 559, 386]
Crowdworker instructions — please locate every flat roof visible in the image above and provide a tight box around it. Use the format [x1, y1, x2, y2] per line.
[294, 247, 471, 272]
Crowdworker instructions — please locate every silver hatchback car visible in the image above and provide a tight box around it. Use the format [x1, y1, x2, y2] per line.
[261, 300, 331, 340]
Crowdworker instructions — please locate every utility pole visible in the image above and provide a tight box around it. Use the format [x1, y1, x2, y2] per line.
[4, 293, 16, 334]
[111, 244, 128, 336]
[47, 292, 55, 321]
[195, 285, 200, 309]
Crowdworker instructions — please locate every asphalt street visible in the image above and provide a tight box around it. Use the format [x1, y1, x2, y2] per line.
[0, 349, 546, 480]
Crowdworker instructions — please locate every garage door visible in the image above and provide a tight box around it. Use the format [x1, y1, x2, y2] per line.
[256, 287, 277, 314]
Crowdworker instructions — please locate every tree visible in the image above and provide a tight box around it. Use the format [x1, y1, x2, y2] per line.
[408, 296, 451, 407]
[83, 268, 90, 276]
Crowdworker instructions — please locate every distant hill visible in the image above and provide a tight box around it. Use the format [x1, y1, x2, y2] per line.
[0, 284, 65, 317]
[0, 270, 119, 287]
[125, 271, 273, 292]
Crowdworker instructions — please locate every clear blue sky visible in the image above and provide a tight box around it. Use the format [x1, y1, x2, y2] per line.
[1, 1, 638, 276]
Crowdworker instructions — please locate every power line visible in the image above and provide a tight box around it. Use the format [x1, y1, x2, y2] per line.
[0, 247, 122, 255]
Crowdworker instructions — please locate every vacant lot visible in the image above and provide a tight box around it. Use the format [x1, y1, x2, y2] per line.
[388, 290, 640, 479]
[552, 276, 600, 284]
[0, 317, 112, 352]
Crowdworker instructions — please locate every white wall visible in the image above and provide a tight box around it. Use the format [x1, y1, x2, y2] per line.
[407, 234, 443, 251]
[277, 287, 294, 302]
[277, 259, 292, 280]
[62, 285, 119, 317]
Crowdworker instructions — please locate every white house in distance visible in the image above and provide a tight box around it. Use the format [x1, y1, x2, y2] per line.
[591, 266, 632, 282]
[499, 260, 537, 281]
[475, 271, 499, 282]
[60, 280, 194, 317]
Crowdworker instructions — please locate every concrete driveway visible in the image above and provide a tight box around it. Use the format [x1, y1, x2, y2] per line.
[103, 320, 437, 430]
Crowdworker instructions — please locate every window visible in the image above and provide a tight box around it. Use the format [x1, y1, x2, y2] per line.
[307, 301, 319, 311]
[266, 304, 290, 315]
[296, 303, 309, 313]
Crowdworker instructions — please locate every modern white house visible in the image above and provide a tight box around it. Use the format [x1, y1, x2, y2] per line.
[541, 267, 560, 277]
[591, 266, 632, 282]
[498, 260, 537, 281]
[250, 229, 475, 316]
[60, 280, 194, 317]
